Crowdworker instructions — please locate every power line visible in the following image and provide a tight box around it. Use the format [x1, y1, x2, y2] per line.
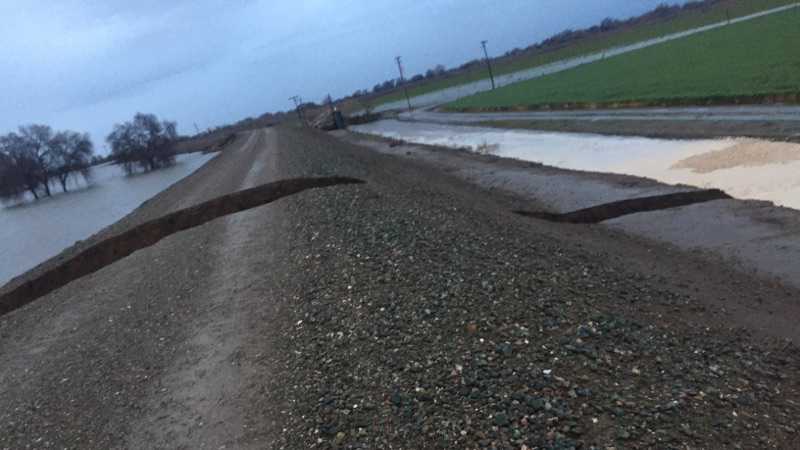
[395, 56, 412, 112]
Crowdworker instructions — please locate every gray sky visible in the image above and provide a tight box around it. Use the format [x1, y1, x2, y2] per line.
[0, 0, 683, 152]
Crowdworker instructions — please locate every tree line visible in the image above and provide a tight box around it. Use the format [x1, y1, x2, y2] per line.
[524, 1, 712, 52]
[0, 125, 94, 201]
[1, 112, 179, 203]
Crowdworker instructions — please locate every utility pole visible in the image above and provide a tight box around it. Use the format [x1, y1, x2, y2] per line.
[193, 123, 200, 135]
[395, 56, 412, 112]
[289, 95, 305, 124]
[326, 94, 336, 115]
[327, 94, 346, 130]
[481, 40, 496, 90]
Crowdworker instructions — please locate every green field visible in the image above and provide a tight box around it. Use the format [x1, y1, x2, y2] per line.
[445, 7, 800, 110]
[370, 0, 797, 109]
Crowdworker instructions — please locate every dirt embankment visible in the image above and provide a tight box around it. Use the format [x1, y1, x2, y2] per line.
[2, 125, 799, 449]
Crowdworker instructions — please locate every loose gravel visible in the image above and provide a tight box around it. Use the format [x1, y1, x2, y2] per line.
[1, 125, 798, 449]
[257, 125, 800, 449]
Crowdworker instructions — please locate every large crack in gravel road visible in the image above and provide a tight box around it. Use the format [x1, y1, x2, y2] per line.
[514, 189, 731, 224]
[1, 125, 799, 449]
[0, 175, 360, 317]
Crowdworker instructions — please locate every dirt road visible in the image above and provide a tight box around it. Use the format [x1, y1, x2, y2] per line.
[1, 125, 799, 449]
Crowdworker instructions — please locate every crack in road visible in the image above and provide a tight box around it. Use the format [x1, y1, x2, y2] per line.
[0, 176, 364, 317]
[514, 189, 731, 224]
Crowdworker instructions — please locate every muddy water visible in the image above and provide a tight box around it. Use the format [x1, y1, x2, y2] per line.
[353, 120, 800, 210]
[0, 153, 216, 285]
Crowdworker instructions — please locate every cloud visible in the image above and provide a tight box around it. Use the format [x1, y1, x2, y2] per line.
[0, 0, 684, 151]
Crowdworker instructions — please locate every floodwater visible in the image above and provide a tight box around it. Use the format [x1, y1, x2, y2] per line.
[375, 3, 800, 112]
[353, 120, 800, 210]
[0, 152, 216, 285]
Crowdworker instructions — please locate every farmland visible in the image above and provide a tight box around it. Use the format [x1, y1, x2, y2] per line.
[368, 0, 798, 109]
[446, 7, 800, 111]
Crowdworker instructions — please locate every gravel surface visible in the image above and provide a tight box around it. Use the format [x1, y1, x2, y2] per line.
[1, 125, 799, 449]
[260, 126, 800, 449]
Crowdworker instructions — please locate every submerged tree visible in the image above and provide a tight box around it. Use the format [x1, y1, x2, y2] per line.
[16, 125, 55, 197]
[0, 150, 26, 201]
[50, 131, 94, 192]
[107, 113, 178, 175]
[0, 130, 50, 200]
[0, 125, 95, 202]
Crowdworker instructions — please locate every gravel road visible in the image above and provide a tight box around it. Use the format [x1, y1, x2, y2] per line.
[1, 125, 799, 449]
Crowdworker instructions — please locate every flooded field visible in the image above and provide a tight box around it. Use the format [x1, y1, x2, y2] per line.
[0, 152, 216, 285]
[353, 120, 800, 210]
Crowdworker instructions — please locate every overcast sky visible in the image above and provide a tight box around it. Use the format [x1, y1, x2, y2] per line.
[0, 0, 684, 152]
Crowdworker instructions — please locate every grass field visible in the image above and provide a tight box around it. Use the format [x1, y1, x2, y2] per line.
[445, 7, 800, 111]
[369, 0, 797, 109]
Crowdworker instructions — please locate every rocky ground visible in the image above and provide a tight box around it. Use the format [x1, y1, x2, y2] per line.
[261, 126, 800, 449]
[1, 125, 799, 449]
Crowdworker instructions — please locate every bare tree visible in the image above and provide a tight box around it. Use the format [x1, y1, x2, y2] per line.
[0, 131, 48, 200]
[107, 113, 178, 175]
[50, 131, 93, 192]
[0, 125, 95, 202]
[0, 150, 26, 201]
[17, 125, 55, 197]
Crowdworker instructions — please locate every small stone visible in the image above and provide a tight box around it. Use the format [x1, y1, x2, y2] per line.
[576, 388, 592, 397]
[334, 432, 346, 445]
[494, 413, 510, 427]
[496, 343, 513, 356]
